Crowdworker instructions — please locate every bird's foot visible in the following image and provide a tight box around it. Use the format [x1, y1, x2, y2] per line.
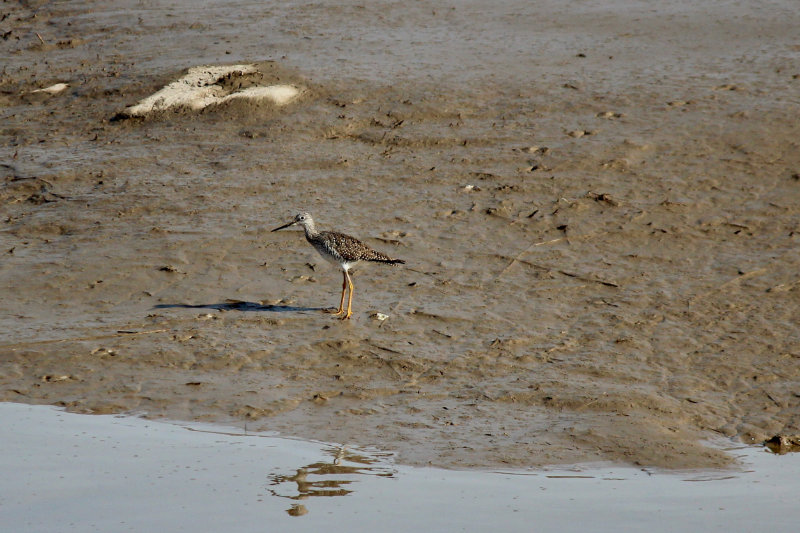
[325, 307, 345, 316]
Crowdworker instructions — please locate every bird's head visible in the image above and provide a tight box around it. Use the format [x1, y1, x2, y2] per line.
[272, 212, 314, 232]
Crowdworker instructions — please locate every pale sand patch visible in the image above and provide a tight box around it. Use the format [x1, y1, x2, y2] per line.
[121, 64, 302, 117]
[32, 82, 69, 94]
[223, 85, 301, 105]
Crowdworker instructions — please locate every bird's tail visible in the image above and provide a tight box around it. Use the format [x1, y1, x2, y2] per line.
[362, 248, 406, 264]
[369, 253, 405, 265]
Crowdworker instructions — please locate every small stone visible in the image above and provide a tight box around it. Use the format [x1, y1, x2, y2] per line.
[586, 192, 622, 206]
[523, 146, 550, 155]
[41, 374, 72, 383]
[312, 393, 329, 404]
[765, 434, 800, 454]
[288, 505, 308, 517]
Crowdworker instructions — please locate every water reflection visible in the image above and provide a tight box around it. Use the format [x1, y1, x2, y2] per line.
[268, 445, 396, 515]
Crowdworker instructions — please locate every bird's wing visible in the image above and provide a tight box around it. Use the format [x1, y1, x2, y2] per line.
[320, 231, 393, 262]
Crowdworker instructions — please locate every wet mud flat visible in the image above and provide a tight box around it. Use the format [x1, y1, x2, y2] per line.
[1, 0, 800, 469]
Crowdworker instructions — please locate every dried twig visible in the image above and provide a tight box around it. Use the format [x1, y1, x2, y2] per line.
[690, 268, 767, 304]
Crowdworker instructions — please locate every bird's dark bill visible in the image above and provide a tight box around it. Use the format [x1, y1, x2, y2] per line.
[271, 221, 295, 232]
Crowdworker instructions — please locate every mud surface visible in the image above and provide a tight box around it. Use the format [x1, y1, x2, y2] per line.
[2, 0, 799, 469]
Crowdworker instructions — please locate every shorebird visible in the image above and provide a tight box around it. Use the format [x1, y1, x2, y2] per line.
[272, 212, 405, 319]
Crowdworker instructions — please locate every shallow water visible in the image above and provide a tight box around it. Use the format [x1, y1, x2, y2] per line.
[2, 403, 798, 532]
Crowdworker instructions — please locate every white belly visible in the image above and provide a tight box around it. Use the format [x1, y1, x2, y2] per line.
[314, 245, 356, 271]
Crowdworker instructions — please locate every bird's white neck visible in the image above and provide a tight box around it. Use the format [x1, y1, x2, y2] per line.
[300, 220, 319, 238]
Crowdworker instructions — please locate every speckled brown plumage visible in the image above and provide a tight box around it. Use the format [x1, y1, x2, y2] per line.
[308, 231, 404, 265]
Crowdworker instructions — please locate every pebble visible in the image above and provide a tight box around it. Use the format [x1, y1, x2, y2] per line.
[597, 111, 623, 118]
[41, 374, 72, 382]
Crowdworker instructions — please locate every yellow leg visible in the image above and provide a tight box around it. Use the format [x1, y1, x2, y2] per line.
[325, 271, 347, 316]
[342, 271, 354, 320]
